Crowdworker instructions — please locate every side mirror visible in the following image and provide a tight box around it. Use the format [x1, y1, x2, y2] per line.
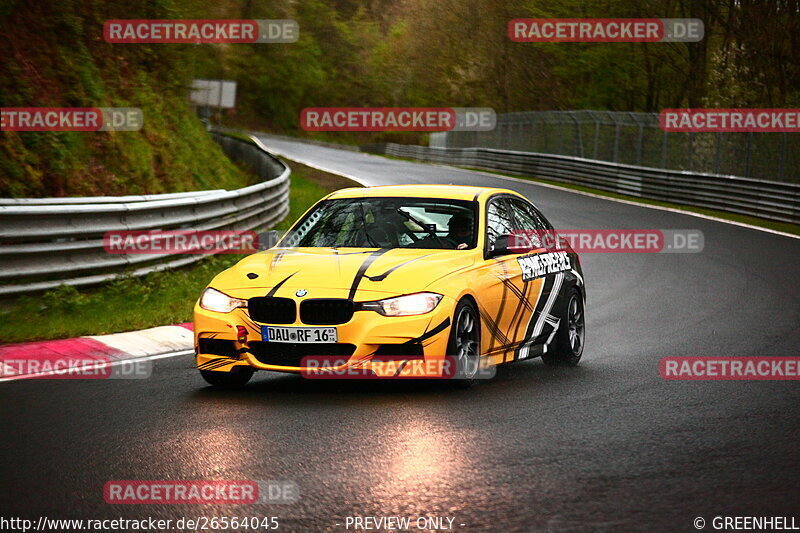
[488, 234, 513, 257]
[489, 233, 539, 257]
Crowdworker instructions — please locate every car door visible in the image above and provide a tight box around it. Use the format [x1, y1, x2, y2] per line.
[505, 197, 570, 360]
[473, 195, 527, 364]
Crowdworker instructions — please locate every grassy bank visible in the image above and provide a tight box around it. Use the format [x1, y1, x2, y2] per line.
[0, 162, 359, 344]
[0, 0, 250, 198]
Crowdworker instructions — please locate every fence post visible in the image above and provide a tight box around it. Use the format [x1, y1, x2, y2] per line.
[744, 132, 753, 178]
[636, 124, 644, 166]
[569, 111, 583, 158]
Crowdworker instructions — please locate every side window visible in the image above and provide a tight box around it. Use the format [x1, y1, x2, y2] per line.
[508, 198, 552, 249]
[528, 203, 554, 231]
[486, 198, 515, 249]
[508, 198, 546, 231]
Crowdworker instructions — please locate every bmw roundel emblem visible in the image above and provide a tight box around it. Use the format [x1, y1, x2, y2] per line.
[295, 289, 308, 297]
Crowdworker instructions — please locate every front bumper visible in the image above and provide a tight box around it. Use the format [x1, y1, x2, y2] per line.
[194, 294, 454, 378]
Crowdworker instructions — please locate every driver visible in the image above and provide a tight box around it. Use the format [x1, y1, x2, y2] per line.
[445, 214, 473, 249]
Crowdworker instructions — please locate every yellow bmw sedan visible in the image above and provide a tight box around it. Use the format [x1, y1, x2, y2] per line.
[194, 184, 586, 387]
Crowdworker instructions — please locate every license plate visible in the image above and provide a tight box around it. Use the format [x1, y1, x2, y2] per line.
[261, 326, 338, 343]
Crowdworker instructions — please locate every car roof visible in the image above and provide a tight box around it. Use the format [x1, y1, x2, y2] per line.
[326, 184, 521, 201]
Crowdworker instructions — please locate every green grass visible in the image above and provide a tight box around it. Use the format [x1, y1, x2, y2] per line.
[378, 154, 800, 237]
[0, 162, 357, 344]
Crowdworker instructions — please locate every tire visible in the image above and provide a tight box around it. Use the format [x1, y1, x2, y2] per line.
[446, 299, 482, 387]
[200, 366, 255, 388]
[542, 287, 585, 367]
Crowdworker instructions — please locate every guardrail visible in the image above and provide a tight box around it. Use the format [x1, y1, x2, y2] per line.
[0, 133, 291, 297]
[0, 190, 227, 206]
[362, 144, 800, 225]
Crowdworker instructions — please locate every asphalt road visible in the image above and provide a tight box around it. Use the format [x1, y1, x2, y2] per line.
[1, 136, 799, 532]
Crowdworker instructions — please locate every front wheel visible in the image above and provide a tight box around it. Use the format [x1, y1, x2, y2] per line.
[447, 299, 482, 387]
[542, 287, 585, 366]
[200, 366, 255, 388]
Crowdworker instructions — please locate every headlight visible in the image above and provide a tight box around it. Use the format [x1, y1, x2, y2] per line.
[362, 292, 443, 316]
[199, 288, 247, 313]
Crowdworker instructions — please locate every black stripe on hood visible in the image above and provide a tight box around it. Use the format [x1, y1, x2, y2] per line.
[347, 249, 391, 300]
[267, 272, 298, 297]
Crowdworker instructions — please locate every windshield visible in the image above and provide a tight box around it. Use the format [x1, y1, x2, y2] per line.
[280, 197, 478, 250]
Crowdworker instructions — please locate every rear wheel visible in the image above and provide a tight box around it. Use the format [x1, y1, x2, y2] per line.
[542, 287, 585, 366]
[447, 299, 482, 387]
[200, 366, 254, 388]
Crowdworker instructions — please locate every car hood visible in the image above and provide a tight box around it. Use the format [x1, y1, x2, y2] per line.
[210, 247, 476, 298]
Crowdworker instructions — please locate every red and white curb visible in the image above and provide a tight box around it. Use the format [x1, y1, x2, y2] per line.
[0, 323, 194, 382]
